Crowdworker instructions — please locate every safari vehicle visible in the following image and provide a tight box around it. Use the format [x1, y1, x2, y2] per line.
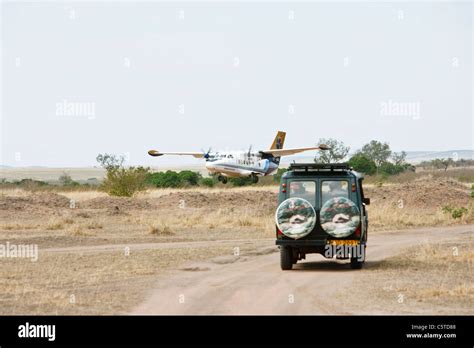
[275, 163, 370, 270]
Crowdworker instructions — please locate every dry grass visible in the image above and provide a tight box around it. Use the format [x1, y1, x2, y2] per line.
[0, 178, 472, 315]
[133, 208, 275, 238]
[85, 222, 103, 230]
[0, 244, 257, 314]
[149, 224, 174, 236]
[45, 218, 65, 231]
[1, 223, 38, 230]
[341, 238, 474, 314]
[136, 185, 278, 199]
[60, 190, 107, 202]
[0, 182, 471, 249]
[69, 226, 97, 237]
[368, 203, 474, 231]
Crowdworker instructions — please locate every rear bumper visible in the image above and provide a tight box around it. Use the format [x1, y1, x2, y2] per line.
[276, 239, 327, 247]
[276, 239, 364, 247]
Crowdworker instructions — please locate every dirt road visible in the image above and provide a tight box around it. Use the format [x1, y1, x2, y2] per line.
[131, 225, 473, 315]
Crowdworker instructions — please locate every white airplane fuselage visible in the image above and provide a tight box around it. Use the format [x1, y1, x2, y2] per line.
[204, 152, 279, 178]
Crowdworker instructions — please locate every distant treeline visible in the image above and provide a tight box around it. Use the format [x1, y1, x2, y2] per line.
[418, 158, 474, 171]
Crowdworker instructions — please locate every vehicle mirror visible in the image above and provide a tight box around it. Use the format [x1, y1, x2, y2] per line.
[363, 197, 370, 205]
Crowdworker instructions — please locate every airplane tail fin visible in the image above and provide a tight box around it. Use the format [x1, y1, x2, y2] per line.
[270, 131, 286, 150]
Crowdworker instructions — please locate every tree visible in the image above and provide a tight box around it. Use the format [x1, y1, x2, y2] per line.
[314, 138, 350, 164]
[58, 172, 79, 186]
[432, 158, 454, 171]
[359, 140, 392, 173]
[96, 153, 150, 197]
[96, 153, 124, 170]
[348, 154, 377, 175]
[391, 151, 407, 166]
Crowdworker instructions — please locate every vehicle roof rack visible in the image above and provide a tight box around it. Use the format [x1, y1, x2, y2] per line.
[288, 162, 352, 172]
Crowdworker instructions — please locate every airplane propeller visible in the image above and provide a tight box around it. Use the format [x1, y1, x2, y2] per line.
[247, 145, 253, 157]
[201, 147, 212, 159]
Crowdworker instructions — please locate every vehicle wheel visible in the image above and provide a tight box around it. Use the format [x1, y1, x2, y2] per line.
[350, 244, 366, 269]
[350, 257, 363, 269]
[251, 174, 259, 184]
[280, 246, 293, 270]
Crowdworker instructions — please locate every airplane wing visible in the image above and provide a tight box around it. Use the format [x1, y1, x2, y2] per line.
[148, 150, 205, 158]
[260, 144, 330, 157]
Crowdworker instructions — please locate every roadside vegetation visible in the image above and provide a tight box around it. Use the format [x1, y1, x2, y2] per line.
[1, 142, 473, 196]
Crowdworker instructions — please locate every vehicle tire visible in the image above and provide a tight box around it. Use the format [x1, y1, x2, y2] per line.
[350, 257, 363, 269]
[280, 246, 293, 270]
[292, 254, 298, 264]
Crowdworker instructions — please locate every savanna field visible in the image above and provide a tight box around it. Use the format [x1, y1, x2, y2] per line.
[0, 170, 473, 314]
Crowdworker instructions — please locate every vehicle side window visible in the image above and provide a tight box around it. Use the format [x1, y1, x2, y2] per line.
[321, 180, 349, 206]
[288, 181, 316, 207]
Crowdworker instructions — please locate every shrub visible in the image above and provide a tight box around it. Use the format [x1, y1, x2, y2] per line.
[177, 170, 202, 186]
[147, 171, 181, 188]
[200, 177, 216, 187]
[13, 179, 48, 190]
[96, 153, 150, 197]
[441, 205, 468, 219]
[379, 162, 406, 176]
[146, 170, 203, 188]
[229, 177, 254, 186]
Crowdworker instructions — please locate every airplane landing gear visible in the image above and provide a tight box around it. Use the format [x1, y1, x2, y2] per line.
[217, 175, 228, 184]
[250, 174, 259, 184]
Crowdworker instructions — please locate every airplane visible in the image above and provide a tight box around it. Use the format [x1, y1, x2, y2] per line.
[148, 131, 329, 184]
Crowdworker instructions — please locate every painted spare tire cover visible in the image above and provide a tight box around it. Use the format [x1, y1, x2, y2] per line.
[320, 197, 360, 238]
[275, 198, 316, 239]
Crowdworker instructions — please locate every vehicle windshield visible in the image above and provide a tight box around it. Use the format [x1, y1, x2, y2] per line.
[288, 181, 316, 207]
[321, 180, 349, 206]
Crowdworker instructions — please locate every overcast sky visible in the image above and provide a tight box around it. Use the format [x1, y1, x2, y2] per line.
[1, 1, 472, 167]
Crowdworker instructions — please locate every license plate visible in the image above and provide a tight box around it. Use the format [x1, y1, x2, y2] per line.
[327, 240, 359, 246]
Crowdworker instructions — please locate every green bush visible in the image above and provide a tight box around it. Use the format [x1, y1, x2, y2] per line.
[101, 166, 150, 197]
[96, 153, 150, 197]
[199, 177, 216, 187]
[441, 205, 468, 219]
[177, 170, 202, 186]
[229, 177, 254, 187]
[15, 179, 48, 187]
[378, 162, 406, 176]
[146, 170, 203, 188]
[146, 171, 181, 188]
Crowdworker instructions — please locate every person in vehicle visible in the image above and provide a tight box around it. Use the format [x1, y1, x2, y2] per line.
[322, 181, 348, 204]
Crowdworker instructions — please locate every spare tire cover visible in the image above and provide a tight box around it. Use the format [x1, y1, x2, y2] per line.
[320, 197, 360, 238]
[275, 198, 316, 239]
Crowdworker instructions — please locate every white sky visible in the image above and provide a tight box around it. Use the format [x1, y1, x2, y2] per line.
[1, 1, 472, 167]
